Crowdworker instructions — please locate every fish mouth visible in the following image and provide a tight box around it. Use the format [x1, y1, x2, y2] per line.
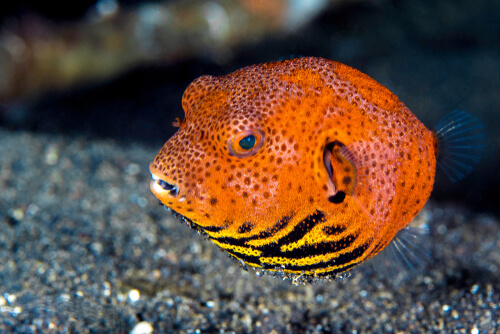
[150, 174, 179, 197]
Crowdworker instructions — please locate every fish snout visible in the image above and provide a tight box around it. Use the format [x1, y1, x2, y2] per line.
[150, 174, 179, 198]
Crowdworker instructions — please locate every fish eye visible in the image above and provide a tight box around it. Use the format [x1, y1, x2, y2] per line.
[228, 130, 264, 158]
[239, 135, 256, 150]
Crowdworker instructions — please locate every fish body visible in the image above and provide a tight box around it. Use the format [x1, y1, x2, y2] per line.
[150, 57, 481, 280]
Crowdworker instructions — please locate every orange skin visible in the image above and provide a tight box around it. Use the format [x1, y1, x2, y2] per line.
[150, 57, 436, 278]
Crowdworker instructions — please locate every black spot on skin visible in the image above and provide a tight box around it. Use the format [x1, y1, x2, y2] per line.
[342, 176, 352, 185]
[210, 197, 218, 206]
[329, 191, 346, 204]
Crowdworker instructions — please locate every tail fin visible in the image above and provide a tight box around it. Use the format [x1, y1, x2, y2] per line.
[433, 110, 485, 182]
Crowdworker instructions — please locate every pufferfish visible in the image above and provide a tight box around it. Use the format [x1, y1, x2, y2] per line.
[149, 57, 484, 281]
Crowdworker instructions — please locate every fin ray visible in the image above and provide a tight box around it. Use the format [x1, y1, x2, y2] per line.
[433, 110, 485, 183]
[369, 226, 430, 280]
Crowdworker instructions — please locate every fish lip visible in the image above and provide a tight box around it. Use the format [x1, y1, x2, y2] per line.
[151, 174, 180, 197]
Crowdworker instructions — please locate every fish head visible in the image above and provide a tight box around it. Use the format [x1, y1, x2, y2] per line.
[150, 62, 334, 233]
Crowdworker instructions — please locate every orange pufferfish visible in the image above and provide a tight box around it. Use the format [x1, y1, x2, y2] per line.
[150, 57, 483, 281]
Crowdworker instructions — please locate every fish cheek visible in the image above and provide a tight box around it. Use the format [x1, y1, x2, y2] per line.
[197, 163, 250, 225]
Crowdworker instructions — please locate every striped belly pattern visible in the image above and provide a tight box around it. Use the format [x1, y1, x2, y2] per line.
[205, 210, 370, 277]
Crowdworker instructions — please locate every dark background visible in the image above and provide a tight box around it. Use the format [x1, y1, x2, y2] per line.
[0, 0, 499, 213]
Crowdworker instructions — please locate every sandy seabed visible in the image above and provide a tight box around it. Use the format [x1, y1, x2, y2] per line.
[0, 128, 499, 333]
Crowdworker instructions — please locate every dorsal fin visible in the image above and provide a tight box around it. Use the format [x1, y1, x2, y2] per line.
[433, 110, 485, 182]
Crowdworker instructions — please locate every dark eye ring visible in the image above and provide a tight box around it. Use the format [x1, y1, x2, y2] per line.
[228, 130, 264, 158]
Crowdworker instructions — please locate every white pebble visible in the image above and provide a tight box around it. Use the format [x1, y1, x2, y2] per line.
[44, 145, 59, 165]
[128, 289, 140, 302]
[12, 307, 22, 316]
[59, 294, 71, 302]
[4, 294, 16, 304]
[130, 321, 153, 334]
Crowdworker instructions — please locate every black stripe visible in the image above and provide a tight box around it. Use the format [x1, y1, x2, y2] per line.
[275, 234, 358, 259]
[322, 224, 346, 236]
[169, 209, 230, 235]
[238, 222, 254, 234]
[274, 211, 327, 245]
[224, 243, 368, 275]
[254, 211, 326, 254]
[278, 243, 369, 272]
[213, 211, 327, 256]
[371, 240, 386, 256]
[211, 210, 368, 275]
[211, 214, 293, 247]
[203, 223, 229, 233]
[224, 249, 262, 267]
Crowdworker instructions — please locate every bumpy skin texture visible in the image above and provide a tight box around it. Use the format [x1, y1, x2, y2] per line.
[150, 57, 436, 278]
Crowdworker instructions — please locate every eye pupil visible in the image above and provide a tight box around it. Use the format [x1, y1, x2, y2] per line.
[239, 135, 256, 150]
[228, 130, 264, 158]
